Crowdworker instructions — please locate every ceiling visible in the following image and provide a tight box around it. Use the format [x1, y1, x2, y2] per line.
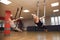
[0, 0, 60, 20]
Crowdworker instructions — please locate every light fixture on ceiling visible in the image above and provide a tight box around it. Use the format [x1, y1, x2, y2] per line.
[51, 2, 59, 7]
[53, 9, 59, 12]
[20, 17, 24, 19]
[0, 0, 12, 5]
[0, 0, 1, 2]
[23, 9, 30, 12]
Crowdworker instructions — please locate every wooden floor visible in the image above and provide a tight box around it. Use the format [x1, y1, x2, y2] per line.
[0, 31, 60, 40]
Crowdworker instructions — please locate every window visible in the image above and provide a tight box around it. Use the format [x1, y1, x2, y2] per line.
[58, 16, 60, 24]
[0, 24, 1, 27]
[51, 17, 55, 25]
[55, 17, 58, 25]
[51, 16, 60, 25]
[0, 20, 4, 27]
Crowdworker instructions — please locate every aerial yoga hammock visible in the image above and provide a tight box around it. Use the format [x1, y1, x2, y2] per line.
[32, 0, 47, 32]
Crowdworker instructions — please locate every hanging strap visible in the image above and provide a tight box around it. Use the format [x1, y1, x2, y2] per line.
[19, 6, 23, 18]
[15, 8, 19, 19]
[44, 0, 46, 17]
[37, 0, 40, 17]
[43, 0, 46, 25]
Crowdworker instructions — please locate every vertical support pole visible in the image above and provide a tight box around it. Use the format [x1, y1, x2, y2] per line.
[4, 10, 11, 35]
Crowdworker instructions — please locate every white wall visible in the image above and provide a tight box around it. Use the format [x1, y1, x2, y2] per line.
[23, 19, 36, 27]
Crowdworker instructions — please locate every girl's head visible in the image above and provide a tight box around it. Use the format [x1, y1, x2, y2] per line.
[32, 14, 38, 19]
[32, 14, 36, 17]
[10, 14, 14, 20]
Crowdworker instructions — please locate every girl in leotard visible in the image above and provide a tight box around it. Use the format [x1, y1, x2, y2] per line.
[9, 16, 22, 32]
[32, 14, 47, 32]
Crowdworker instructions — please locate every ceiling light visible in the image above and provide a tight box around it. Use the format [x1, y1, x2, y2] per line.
[0, 0, 11, 5]
[20, 17, 23, 19]
[0, 0, 1, 2]
[51, 2, 59, 7]
[23, 10, 30, 12]
[53, 9, 59, 12]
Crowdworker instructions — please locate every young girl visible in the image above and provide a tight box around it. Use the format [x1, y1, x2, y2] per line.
[32, 14, 47, 32]
[9, 15, 22, 32]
